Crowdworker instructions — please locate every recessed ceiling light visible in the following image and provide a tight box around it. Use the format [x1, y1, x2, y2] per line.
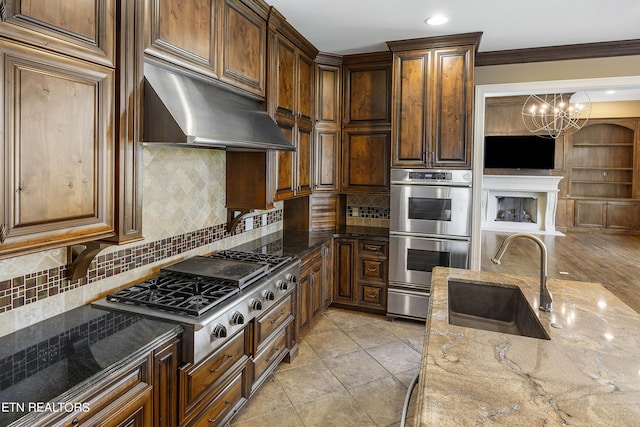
[425, 15, 448, 26]
[606, 90, 616, 95]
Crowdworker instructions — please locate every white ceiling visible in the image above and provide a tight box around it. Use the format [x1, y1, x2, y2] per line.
[267, 0, 640, 55]
[268, 0, 640, 100]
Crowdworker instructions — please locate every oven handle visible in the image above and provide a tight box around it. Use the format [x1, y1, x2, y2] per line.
[388, 287, 430, 297]
[389, 231, 471, 242]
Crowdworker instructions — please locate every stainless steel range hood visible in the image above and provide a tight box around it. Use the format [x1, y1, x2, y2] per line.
[143, 61, 295, 151]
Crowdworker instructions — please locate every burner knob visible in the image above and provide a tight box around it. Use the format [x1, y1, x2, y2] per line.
[230, 312, 245, 325]
[263, 290, 275, 301]
[276, 280, 288, 291]
[286, 273, 298, 284]
[249, 299, 263, 311]
[211, 324, 227, 340]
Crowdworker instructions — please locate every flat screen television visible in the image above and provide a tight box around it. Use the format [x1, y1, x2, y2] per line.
[484, 135, 555, 169]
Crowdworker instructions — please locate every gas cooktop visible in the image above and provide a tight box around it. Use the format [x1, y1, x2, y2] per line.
[103, 250, 293, 318]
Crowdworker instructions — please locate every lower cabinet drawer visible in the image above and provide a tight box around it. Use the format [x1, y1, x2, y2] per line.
[359, 283, 386, 309]
[180, 330, 247, 419]
[253, 328, 287, 381]
[255, 295, 292, 348]
[191, 370, 245, 427]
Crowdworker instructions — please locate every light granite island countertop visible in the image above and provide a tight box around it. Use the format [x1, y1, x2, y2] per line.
[414, 267, 640, 426]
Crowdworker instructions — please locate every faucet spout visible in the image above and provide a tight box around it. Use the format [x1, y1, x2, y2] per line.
[490, 233, 552, 312]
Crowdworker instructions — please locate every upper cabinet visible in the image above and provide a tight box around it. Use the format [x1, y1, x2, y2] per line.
[0, 0, 116, 67]
[388, 33, 481, 169]
[0, 39, 115, 257]
[267, 8, 317, 201]
[314, 54, 342, 193]
[341, 53, 392, 193]
[144, 0, 268, 98]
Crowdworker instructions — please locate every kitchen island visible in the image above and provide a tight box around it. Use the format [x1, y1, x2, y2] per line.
[415, 267, 640, 426]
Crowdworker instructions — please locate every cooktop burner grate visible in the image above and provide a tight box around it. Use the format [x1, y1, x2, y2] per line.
[106, 272, 240, 317]
[208, 250, 292, 272]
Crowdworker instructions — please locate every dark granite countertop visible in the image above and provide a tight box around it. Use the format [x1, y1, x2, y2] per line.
[0, 305, 181, 426]
[232, 226, 389, 259]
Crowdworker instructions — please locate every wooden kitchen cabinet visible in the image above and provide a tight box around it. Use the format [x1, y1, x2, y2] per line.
[39, 331, 182, 427]
[333, 238, 388, 313]
[144, 0, 218, 79]
[574, 199, 640, 230]
[144, 0, 268, 98]
[0, 39, 115, 258]
[341, 53, 392, 193]
[356, 240, 388, 312]
[314, 55, 342, 193]
[321, 240, 334, 308]
[0, 0, 116, 67]
[297, 247, 324, 336]
[268, 10, 317, 201]
[341, 129, 391, 193]
[388, 33, 481, 169]
[333, 237, 358, 306]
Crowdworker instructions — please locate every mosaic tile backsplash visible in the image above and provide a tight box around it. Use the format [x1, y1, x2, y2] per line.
[0, 147, 282, 338]
[346, 194, 390, 228]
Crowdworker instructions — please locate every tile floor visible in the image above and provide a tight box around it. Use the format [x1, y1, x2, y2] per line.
[229, 308, 425, 427]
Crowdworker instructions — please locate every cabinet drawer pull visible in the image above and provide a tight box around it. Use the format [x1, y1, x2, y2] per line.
[364, 244, 381, 252]
[366, 266, 378, 272]
[208, 401, 231, 424]
[265, 346, 281, 365]
[210, 354, 233, 373]
[365, 292, 378, 299]
[270, 310, 286, 324]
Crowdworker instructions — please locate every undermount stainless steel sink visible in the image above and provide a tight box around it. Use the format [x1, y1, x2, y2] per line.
[447, 280, 550, 340]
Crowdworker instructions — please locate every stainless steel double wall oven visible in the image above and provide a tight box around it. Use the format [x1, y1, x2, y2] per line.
[388, 169, 472, 320]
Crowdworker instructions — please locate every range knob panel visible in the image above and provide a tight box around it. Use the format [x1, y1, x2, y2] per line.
[276, 279, 288, 291]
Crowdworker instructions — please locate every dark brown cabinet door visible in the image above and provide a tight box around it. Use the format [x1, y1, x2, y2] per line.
[220, 0, 267, 97]
[391, 50, 430, 167]
[343, 59, 392, 126]
[273, 35, 296, 116]
[297, 52, 314, 121]
[431, 47, 473, 168]
[314, 60, 341, 193]
[321, 241, 334, 308]
[296, 121, 313, 197]
[0, 0, 116, 66]
[145, 0, 217, 76]
[274, 118, 296, 200]
[333, 238, 357, 305]
[341, 129, 390, 193]
[0, 40, 114, 257]
[389, 35, 479, 169]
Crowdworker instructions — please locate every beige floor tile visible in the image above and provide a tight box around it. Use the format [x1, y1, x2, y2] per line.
[303, 328, 361, 359]
[229, 406, 304, 427]
[305, 314, 340, 336]
[341, 321, 401, 349]
[230, 375, 292, 423]
[349, 375, 411, 427]
[366, 341, 422, 375]
[322, 349, 390, 389]
[275, 340, 321, 372]
[324, 307, 386, 329]
[275, 359, 346, 406]
[295, 390, 376, 427]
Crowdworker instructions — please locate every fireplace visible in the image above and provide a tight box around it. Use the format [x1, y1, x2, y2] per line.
[482, 175, 563, 235]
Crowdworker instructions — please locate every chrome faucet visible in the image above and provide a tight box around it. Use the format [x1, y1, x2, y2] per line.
[490, 233, 553, 312]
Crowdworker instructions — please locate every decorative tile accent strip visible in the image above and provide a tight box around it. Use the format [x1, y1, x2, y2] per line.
[0, 209, 282, 314]
[347, 205, 390, 219]
[0, 312, 140, 391]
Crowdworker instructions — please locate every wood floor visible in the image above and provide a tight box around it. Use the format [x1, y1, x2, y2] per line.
[481, 230, 640, 315]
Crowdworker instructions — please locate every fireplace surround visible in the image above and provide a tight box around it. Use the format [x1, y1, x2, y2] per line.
[481, 175, 564, 235]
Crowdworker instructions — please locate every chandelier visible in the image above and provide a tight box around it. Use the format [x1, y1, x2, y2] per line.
[521, 92, 591, 139]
